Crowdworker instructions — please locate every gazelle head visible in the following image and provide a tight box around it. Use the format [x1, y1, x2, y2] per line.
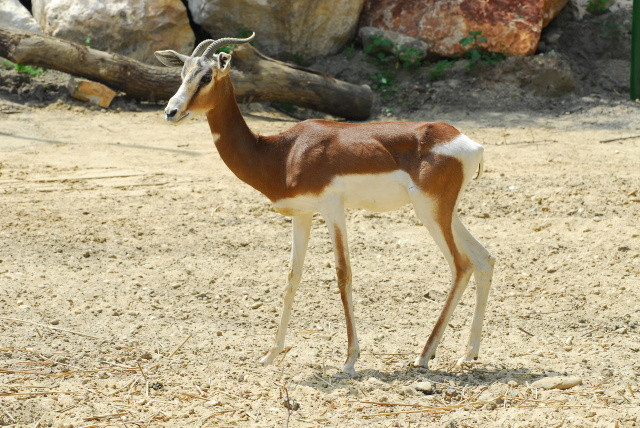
[154, 34, 255, 122]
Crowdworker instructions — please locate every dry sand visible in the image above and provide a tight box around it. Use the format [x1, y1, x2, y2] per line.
[1, 102, 639, 426]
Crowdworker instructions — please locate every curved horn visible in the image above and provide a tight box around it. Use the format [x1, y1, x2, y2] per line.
[201, 33, 255, 58]
[192, 39, 216, 57]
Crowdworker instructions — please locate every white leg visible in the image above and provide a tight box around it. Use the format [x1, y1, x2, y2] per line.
[321, 197, 360, 375]
[452, 216, 495, 365]
[260, 214, 312, 366]
[410, 195, 473, 368]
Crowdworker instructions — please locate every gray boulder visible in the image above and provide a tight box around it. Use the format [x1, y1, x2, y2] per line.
[0, 0, 42, 34]
[187, 0, 365, 60]
[32, 0, 194, 64]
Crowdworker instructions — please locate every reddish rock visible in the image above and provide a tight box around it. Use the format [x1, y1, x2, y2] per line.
[67, 78, 116, 108]
[359, 0, 569, 57]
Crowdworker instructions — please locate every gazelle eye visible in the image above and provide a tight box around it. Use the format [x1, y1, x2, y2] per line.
[200, 72, 212, 85]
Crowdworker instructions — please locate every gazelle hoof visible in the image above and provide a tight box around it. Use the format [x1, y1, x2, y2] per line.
[456, 355, 479, 367]
[259, 352, 278, 366]
[342, 364, 357, 376]
[413, 356, 429, 369]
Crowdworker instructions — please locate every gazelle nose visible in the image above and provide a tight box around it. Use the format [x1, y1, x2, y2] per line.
[165, 108, 178, 119]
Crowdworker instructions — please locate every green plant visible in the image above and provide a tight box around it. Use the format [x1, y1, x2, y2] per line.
[217, 45, 234, 54]
[428, 59, 454, 79]
[364, 34, 395, 66]
[343, 44, 356, 60]
[235, 28, 254, 39]
[459, 30, 504, 69]
[364, 34, 425, 69]
[396, 46, 424, 68]
[273, 102, 295, 114]
[217, 29, 254, 54]
[3, 60, 46, 77]
[292, 54, 305, 66]
[85, 36, 92, 47]
[586, 0, 612, 14]
[459, 30, 487, 48]
[370, 70, 397, 99]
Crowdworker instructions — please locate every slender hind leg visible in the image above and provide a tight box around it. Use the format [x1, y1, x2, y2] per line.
[452, 215, 494, 365]
[410, 194, 473, 368]
[321, 197, 360, 375]
[260, 213, 312, 366]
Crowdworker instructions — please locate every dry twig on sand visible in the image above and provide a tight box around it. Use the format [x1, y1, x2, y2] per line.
[168, 332, 193, 359]
[0, 317, 101, 339]
[599, 134, 640, 143]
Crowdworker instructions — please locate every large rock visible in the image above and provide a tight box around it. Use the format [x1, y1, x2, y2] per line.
[359, 0, 570, 57]
[187, 0, 365, 60]
[32, 0, 194, 64]
[0, 0, 42, 34]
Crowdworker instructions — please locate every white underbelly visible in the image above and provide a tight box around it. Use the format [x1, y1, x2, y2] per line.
[273, 171, 412, 215]
[338, 172, 411, 212]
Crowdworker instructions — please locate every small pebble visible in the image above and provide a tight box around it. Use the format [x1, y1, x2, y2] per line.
[410, 381, 434, 394]
[531, 375, 582, 390]
[602, 368, 614, 377]
[51, 319, 60, 325]
[400, 386, 421, 396]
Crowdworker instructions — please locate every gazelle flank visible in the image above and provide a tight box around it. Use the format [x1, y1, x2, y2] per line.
[155, 34, 495, 375]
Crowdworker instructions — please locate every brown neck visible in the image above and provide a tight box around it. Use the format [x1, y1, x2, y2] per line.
[205, 75, 262, 189]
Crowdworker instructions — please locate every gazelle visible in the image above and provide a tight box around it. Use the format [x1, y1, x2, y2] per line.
[155, 34, 495, 375]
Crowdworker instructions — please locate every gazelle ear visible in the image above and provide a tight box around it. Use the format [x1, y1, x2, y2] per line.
[218, 52, 232, 71]
[154, 50, 189, 67]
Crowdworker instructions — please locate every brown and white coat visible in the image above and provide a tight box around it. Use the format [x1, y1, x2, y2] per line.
[155, 35, 495, 375]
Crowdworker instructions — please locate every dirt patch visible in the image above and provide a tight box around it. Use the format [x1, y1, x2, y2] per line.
[1, 102, 639, 427]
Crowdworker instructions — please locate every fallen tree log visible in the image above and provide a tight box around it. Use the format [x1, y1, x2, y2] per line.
[0, 25, 373, 120]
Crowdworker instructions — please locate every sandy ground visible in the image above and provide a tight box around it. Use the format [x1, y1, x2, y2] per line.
[1, 101, 640, 427]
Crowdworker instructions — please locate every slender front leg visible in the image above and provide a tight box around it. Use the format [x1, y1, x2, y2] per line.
[322, 197, 360, 375]
[260, 214, 312, 366]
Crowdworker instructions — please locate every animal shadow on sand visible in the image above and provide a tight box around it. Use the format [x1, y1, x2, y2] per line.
[297, 364, 543, 398]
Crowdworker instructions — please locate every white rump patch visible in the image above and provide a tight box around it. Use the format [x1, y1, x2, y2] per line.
[432, 134, 484, 182]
